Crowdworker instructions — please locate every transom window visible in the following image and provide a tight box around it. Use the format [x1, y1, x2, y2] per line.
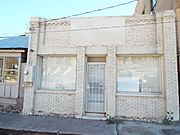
[117, 56, 161, 93]
[0, 57, 20, 83]
[41, 57, 76, 90]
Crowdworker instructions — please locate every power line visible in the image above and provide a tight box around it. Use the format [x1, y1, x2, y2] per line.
[61, 0, 137, 18]
[0, 0, 138, 37]
[29, 20, 180, 34]
[1, 20, 179, 37]
[38, 0, 138, 24]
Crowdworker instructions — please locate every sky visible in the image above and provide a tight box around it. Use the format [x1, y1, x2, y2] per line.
[0, 0, 137, 37]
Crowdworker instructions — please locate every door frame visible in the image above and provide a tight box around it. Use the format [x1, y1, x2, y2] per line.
[85, 62, 106, 114]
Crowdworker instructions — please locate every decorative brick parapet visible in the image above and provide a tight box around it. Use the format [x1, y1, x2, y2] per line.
[126, 14, 156, 25]
[125, 15, 156, 46]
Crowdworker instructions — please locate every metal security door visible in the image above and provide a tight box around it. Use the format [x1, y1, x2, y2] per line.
[86, 63, 105, 113]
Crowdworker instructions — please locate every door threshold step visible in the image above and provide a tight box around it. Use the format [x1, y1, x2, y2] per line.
[83, 113, 106, 120]
[83, 115, 106, 120]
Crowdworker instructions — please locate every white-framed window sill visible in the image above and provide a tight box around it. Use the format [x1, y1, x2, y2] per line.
[116, 91, 165, 97]
[36, 89, 76, 94]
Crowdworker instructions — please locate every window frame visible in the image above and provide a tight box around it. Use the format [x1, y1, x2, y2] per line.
[39, 56, 77, 91]
[116, 55, 163, 94]
[0, 56, 20, 84]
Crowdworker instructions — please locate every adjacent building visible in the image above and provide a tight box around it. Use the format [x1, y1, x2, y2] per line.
[0, 35, 28, 111]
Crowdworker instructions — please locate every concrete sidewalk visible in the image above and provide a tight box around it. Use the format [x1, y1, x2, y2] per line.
[117, 121, 180, 135]
[0, 113, 116, 135]
[1, 112, 180, 135]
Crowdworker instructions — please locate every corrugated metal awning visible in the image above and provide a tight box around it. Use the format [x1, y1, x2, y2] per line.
[0, 36, 28, 49]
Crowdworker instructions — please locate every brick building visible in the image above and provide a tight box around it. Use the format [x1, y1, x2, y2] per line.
[0, 35, 28, 112]
[23, 10, 179, 121]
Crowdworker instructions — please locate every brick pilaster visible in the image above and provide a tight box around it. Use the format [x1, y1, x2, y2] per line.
[75, 46, 86, 118]
[106, 46, 116, 117]
[163, 10, 179, 121]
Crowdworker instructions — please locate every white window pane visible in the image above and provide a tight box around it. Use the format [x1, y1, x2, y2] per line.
[117, 56, 160, 93]
[117, 77, 139, 92]
[41, 57, 76, 90]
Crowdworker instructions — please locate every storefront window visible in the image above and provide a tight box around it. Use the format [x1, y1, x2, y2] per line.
[41, 57, 76, 90]
[117, 56, 160, 93]
[0, 57, 19, 83]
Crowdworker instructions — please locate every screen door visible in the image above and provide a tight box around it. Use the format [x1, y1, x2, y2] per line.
[86, 63, 105, 113]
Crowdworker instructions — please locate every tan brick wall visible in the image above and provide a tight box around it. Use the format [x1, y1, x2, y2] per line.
[34, 92, 75, 115]
[23, 87, 34, 114]
[163, 11, 179, 120]
[125, 15, 157, 46]
[23, 11, 179, 121]
[106, 46, 116, 117]
[156, 0, 175, 12]
[75, 47, 86, 118]
[177, 0, 180, 8]
[116, 95, 166, 120]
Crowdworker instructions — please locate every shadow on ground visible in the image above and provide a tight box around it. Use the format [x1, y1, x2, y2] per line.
[0, 128, 81, 135]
